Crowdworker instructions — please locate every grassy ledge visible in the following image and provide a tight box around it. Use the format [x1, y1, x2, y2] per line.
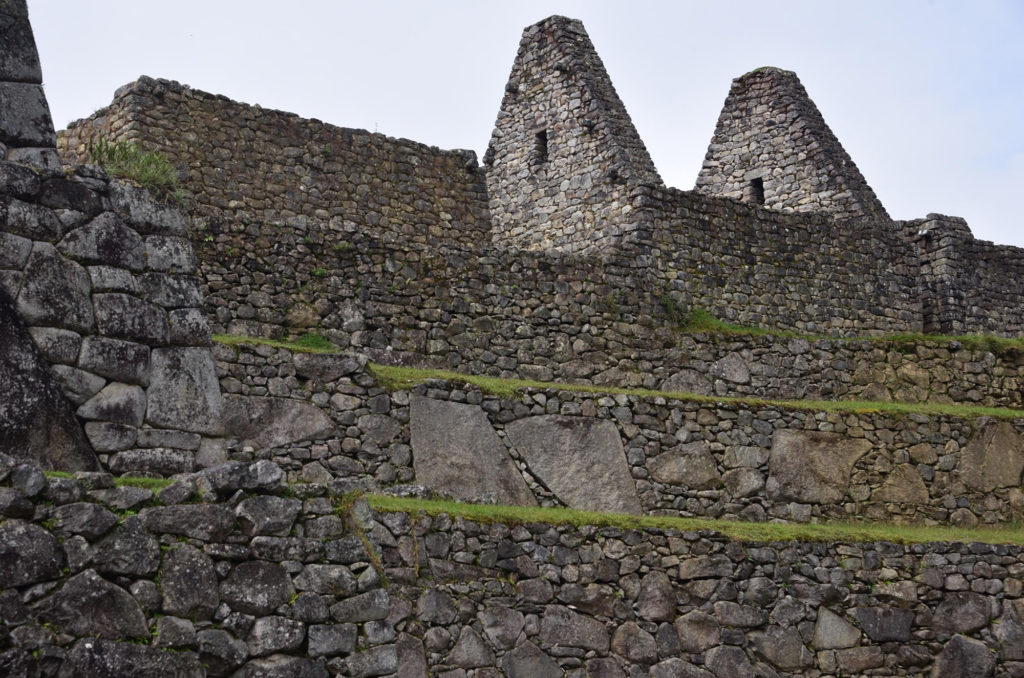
[213, 332, 338, 353]
[369, 494, 1024, 546]
[368, 363, 1024, 421]
[45, 470, 173, 491]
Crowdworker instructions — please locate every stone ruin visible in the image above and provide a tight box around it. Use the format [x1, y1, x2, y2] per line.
[4, 4, 1024, 676]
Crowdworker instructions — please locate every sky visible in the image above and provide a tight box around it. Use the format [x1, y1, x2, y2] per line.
[26, 1, 1024, 247]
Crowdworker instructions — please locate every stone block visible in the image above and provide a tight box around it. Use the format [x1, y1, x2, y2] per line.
[0, 7, 42, 81]
[57, 212, 146, 270]
[145, 235, 197, 272]
[0, 194, 60, 240]
[0, 81, 54, 146]
[506, 414, 641, 513]
[0, 520, 63, 586]
[962, 419, 1024, 492]
[160, 544, 218, 620]
[169, 307, 211, 344]
[0, 230, 31, 268]
[138, 272, 204, 308]
[410, 395, 537, 506]
[77, 382, 146, 427]
[0, 159, 41, 198]
[767, 429, 871, 504]
[93, 292, 170, 345]
[108, 180, 188, 236]
[84, 421, 138, 452]
[108, 447, 195, 475]
[87, 265, 138, 293]
[17, 242, 93, 332]
[220, 561, 294, 615]
[50, 364, 105, 405]
[78, 336, 150, 385]
[34, 569, 148, 639]
[223, 394, 332, 451]
[146, 347, 223, 434]
[28, 326, 81, 364]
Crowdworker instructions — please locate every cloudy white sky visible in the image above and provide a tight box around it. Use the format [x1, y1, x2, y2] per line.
[26, 1, 1024, 247]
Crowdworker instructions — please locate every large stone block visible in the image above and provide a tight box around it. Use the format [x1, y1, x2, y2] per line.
[34, 569, 149, 639]
[17, 242, 93, 333]
[78, 336, 150, 385]
[410, 395, 537, 506]
[505, 414, 641, 513]
[767, 429, 871, 504]
[0, 230, 31, 268]
[0, 81, 54, 146]
[27, 326, 81, 364]
[145, 235, 197, 273]
[146, 347, 223, 434]
[139, 272, 204, 308]
[77, 382, 146, 427]
[930, 634, 996, 677]
[961, 418, 1024, 492]
[0, 291, 98, 470]
[0, 8, 42, 82]
[57, 212, 146, 270]
[0, 194, 60, 240]
[223, 394, 331, 450]
[93, 292, 170, 344]
[0, 519, 63, 586]
[161, 544, 218, 620]
[63, 639, 203, 678]
[108, 180, 188, 236]
[648, 441, 722, 489]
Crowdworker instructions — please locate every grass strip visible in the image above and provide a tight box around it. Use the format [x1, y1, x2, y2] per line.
[368, 493, 1024, 546]
[367, 363, 1024, 421]
[213, 332, 339, 354]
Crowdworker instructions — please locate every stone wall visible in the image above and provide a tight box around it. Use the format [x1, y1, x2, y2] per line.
[57, 77, 492, 250]
[483, 16, 660, 254]
[0, 159, 223, 472]
[215, 343, 1024, 527]
[695, 66, 889, 221]
[3, 454, 1024, 677]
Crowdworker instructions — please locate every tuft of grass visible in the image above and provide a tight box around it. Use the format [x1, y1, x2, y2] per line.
[369, 494, 1024, 546]
[44, 471, 172, 491]
[87, 136, 182, 202]
[213, 333, 339, 354]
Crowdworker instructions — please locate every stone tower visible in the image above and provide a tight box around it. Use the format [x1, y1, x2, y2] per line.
[695, 67, 889, 221]
[484, 16, 661, 254]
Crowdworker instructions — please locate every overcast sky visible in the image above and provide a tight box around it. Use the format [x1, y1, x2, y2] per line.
[26, 1, 1024, 247]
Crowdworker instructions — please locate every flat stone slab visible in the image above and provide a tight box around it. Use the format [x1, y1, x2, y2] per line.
[961, 418, 1024, 492]
[147, 347, 223, 435]
[767, 429, 870, 504]
[410, 395, 536, 506]
[505, 415, 641, 514]
[223, 394, 332, 451]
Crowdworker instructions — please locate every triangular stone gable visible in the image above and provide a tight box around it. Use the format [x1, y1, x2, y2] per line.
[484, 16, 661, 253]
[695, 67, 888, 221]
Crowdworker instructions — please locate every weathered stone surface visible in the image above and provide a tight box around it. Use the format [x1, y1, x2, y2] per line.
[749, 625, 814, 670]
[0, 229, 31, 267]
[146, 347, 223, 434]
[108, 447, 195, 475]
[293, 352, 364, 381]
[199, 460, 284, 494]
[678, 554, 733, 580]
[996, 598, 1024, 660]
[722, 467, 764, 498]
[962, 419, 1024, 492]
[78, 336, 149, 385]
[107, 180, 188, 236]
[650, 658, 714, 678]
[410, 395, 536, 506]
[145, 235, 197, 273]
[51, 364, 105, 405]
[0, 519, 62, 585]
[233, 654, 328, 678]
[62, 638, 203, 678]
[77, 382, 146, 426]
[507, 414, 640, 512]
[87, 264, 137, 293]
[330, 589, 390, 623]
[500, 641, 562, 678]
[140, 503, 236, 541]
[1, 194, 60, 241]
[169, 307, 212, 345]
[224, 394, 332, 451]
[448, 626, 495, 668]
[539, 604, 609, 652]
[161, 544, 218, 620]
[417, 589, 457, 624]
[246, 616, 306, 657]
[50, 501, 118, 539]
[767, 430, 871, 503]
[57, 212, 146, 270]
[396, 632, 428, 678]
[0, 81, 54, 146]
[308, 623, 357, 657]
[638, 570, 676, 622]
[811, 606, 861, 649]
[479, 606, 525, 650]
[661, 368, 714, 395]
[931, 634, 996, 678]
[648, 442, 721, 489]
[198, 628, 249, 677]
[294, 564, 357, 596]
[27, 326, 81, 364]
[345, 644, 398, 678]
[611, 621, 658, 664]
[933, 591, 990, 634]
[706, 645, 754, 678]
[0, 291, 98, 470]
[710, 352, 750, 384]
[220, 561, 294, 616]
[92, 515, 161, 576]
[139, 272, 204, 308]
[155, 615, 197, 648]
[0, 160, 41, 198]
[873, 462, 929, 504]
[852, 606, 914, 642]
[0, 9, 42, 82]
[17, 243, 93, 332]
[93, 293, 169, 344]
[236, 495, 302, 536]
[34, 569, 148, 639]
[674, 609, 720, 652]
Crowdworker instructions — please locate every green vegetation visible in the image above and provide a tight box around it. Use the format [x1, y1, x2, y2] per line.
[311, 267, 327, 277]
[368, 362, 1024, 421]
[213, 332, 338, 354]
[369, 493, 1024, 545]
[86, 136, 182, 202]
[45, 471, 173, 491]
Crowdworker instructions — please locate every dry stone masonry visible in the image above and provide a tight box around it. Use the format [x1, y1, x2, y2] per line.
[5, 3, 1024, 675]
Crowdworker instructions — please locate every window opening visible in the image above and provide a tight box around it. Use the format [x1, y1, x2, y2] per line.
[749, 177, 765, 205]
[534, 130, 548, 164]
